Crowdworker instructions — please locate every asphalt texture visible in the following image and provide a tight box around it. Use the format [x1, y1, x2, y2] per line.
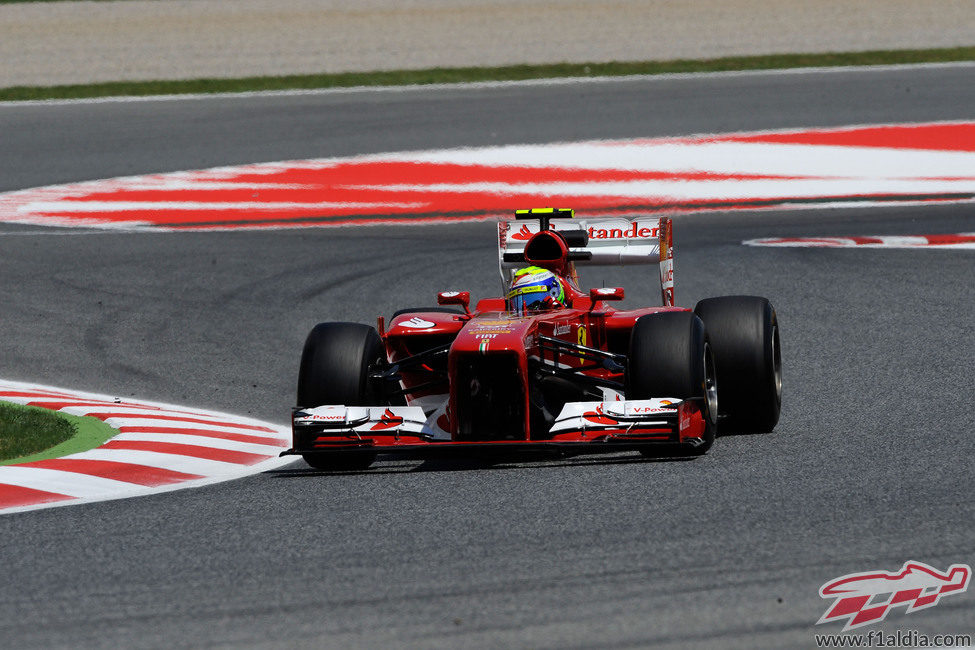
[1, 66, 974, 648]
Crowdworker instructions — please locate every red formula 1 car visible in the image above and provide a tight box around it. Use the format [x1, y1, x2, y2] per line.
[283, 208, 781, 470]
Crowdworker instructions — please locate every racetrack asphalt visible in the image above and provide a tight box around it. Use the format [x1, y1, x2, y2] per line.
[1, 66, 973, 648]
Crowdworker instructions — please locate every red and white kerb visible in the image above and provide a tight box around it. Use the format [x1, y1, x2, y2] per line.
[0, 122, 972, 231]
[745, 233, 975, 249]
[0, 380, 292, 514]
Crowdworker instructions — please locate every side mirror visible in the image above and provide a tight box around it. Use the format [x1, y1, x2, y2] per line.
[438, 291, 471, 315]
[589, 287, 624, 303]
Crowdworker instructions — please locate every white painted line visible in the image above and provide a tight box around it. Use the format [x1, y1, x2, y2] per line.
[70, 448, 272, 475]
[0, 229, 150, 237]
[0, 379, 283, 427]
[0, 466, 150, 498]
[97, 409, 274, 428]
[49, 403, 267, 422]
[110, 432, 284, 455]
[19, 200, 423, 213]
[2, 61, 973, 108]
[743, 233, 975, 249]
[107, 419, 281, 436]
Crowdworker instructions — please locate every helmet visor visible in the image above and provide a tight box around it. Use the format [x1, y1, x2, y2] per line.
[507, 287, 550, 312]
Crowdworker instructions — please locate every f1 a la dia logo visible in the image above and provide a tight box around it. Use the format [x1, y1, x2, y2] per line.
[817, 560, 971, 631]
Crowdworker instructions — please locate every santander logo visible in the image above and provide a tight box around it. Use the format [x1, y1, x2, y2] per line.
[370, 408, 404, 431]
[583, 403, 618, 425]
[511, 224, 535, 241]
[817, 561, 971, 631]
[586, 223, 659, 240]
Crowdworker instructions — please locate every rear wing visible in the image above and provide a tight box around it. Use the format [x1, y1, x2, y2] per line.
[498, 212, 675, 306]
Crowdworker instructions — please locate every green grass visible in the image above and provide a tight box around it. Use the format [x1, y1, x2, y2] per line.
[0, 402, 73, 460]
[0, 401, 119, 465]
[1, 46, 973, 102]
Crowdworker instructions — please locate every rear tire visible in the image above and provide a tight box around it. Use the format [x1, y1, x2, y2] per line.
[296, 322, 384, 470]
[694, 296, 781, 434]
[626, 311, 717, 455]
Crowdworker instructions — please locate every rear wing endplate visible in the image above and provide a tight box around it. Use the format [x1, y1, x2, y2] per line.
[498, 214, 675, 306]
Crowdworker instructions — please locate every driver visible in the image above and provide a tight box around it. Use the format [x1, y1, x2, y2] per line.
[506, 265, 567, 312]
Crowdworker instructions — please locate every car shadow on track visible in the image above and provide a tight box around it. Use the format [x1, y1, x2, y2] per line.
[266, 453, 697, 477]
[718, 429, 773, 438]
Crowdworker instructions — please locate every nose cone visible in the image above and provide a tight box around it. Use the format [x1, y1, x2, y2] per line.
[450, 313, 536, 355]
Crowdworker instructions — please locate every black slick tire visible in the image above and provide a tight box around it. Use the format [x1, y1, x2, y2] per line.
[693, 296, 781, 434]
[625, 311, 717, 455]
[296, 322, 384, 471]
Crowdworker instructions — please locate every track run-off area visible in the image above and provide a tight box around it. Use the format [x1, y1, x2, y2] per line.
[0, 65, 973, 648]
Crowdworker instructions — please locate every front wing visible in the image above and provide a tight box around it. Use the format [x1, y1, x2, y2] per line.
[283, 398, 708, 460]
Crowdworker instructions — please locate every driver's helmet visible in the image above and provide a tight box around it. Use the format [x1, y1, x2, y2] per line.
[507, 266, 566, 312]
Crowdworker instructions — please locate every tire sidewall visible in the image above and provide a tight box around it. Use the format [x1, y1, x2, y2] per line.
[694, 296, 781, 432]
[626, 311, 717, 450]
[296, 322, 384, 408]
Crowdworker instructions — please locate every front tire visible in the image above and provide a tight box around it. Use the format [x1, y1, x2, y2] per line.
[296, 322, 385, 470]
[694, 296, 781, 434]
[626, 311, 717, 455]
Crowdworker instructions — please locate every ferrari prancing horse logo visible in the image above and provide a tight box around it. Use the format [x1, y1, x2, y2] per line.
[577, 325, 587, 346]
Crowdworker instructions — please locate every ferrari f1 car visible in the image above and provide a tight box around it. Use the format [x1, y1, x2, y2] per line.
[283, 208, 781, 470]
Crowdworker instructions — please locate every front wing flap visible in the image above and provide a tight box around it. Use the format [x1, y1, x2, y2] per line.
[550, 398, 683, 440]
[284, 398, 706, 460]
